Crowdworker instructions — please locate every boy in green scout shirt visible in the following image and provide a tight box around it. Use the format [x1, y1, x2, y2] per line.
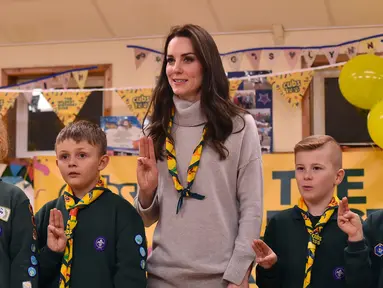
[0, 119, 39, 288]
[253, 135, 369, 288]
[338, 190, 383, 287]
[36, 120, 147, 288]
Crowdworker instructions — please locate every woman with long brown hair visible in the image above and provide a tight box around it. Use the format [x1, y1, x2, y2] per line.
[135, 24, 263, 287]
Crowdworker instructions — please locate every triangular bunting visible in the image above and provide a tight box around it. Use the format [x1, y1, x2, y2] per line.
[134, 48, 150, 69]
[153, 54, 164, 72]
[9, 163, 23, 176]
[267, 71, 314, 107]
[72, 70, 88, 89]
[43, 77, 54, 89]
[302, 49, 318, 67]
[321, 47, 340, 64]
[0, 92, 19, 116]
[284, 49, 302, 69]
[344, 44, 358, 59]
[228, 79, 243, 100]
[359, 38, 379, 54]
[43, 91, 91, 126]
[245, 50, 262, 70]
[116, 88, 152, 122]
[33, 81, 45, 90]
[21, 83, 35, 104]
[224, 53, 243, 71]
[54, 73, 71, 89]
[265, 50, 280, 69]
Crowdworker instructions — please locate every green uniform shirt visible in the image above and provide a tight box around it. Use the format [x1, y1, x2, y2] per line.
[256, 206, 370, 288]
[0, 180, 39, 288]
[36, 188, 147, 288]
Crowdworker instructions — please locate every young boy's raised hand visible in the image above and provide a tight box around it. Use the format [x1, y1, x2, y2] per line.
[252, 239, 277, 269]
[47, 208, 67, 253]
[337, 197, 364, 242]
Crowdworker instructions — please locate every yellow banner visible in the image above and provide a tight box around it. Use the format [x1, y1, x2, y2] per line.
[117, 88, 152, 122]
[43, 91, 91, 126]
[34, 151, 383, 287]
[229, 79, 243, 100]
[267, 71, 314, 107]
[72, 70, 88, 89]
[0, 92, 19, 117]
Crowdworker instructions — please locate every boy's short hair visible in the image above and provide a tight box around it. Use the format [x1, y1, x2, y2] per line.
[294, 135, 342, 169]
[56, 120, 107, 155]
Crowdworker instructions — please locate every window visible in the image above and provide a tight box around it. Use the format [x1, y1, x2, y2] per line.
[16, 76, 104, 157]
[312, 70, 373, 146]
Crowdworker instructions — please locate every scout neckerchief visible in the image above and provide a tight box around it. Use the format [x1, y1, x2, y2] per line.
[166, 106, 206, 213]
[59, 177, 107, 288]
[297, 195, 339, 288]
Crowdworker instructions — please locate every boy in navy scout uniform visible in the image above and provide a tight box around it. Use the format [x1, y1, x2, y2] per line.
[35, 120, 147, 288]
[338, 189, 383, 286]
[253, 135, 370, 288]
[0, 119, 39, 288]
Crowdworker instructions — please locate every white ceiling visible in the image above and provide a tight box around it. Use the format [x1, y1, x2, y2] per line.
[0, 0, 382, 44]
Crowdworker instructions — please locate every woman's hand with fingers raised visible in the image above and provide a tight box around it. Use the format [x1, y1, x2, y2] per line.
[137, 136, 159, 208]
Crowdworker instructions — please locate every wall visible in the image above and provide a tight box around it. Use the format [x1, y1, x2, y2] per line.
[0, 26, 381, 152]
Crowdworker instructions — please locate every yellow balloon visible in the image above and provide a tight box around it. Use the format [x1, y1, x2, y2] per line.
[368, 100, 383, 148]
[339, 54, 383, 110]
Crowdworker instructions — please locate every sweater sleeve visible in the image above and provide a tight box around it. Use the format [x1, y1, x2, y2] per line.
[134, 190, 160, 227]
[223, 114, 264, 285]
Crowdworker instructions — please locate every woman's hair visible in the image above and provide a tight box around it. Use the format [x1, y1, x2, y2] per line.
[0, 118, 8, 161]
[144, 24, 246, 161]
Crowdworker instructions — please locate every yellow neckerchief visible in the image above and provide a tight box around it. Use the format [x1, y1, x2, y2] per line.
[59, 177, 107, 288]
[296, 196, 339, 288]
[166, 107, 206, 213]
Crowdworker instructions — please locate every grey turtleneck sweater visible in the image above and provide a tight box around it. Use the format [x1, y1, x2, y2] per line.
[134, 96, 263, 287]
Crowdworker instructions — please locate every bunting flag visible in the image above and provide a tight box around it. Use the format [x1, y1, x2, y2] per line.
[0, 92, 19, 117]
[9, 163, 23, 177]
[43, 77, 54, 89]
[128, 33, 383, 74]
[265, 50, 280, 68]
[43, 91, 91, 126]
[153, 54, 164, 72]
[267, 71, 314, 107]
[224, 53, 243, 71]
[321, 47, 340, 65]
[134, 48, 150, 69]
[21, 83, 35, 104]
[116, 88, 152, 122]
[245, 50, 262, 70]
[54, 73, 71, 89]
[284, 49, 302, 70]
[359, 38, 380, 54]
[344, 43, 358, 59]
[229, 79, 243, 99]
[72, 70, 88, 89]
[302, 49, 319, 67]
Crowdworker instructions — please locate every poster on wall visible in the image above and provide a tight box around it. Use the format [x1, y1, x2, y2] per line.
[228, 70, 273, 153]
[100, 116, 141, 155]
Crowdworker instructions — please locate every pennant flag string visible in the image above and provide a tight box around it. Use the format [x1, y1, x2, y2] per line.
[0, 61, 346, 93]
[127, 33, 383, 56]
[0, 66, 97, 90]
